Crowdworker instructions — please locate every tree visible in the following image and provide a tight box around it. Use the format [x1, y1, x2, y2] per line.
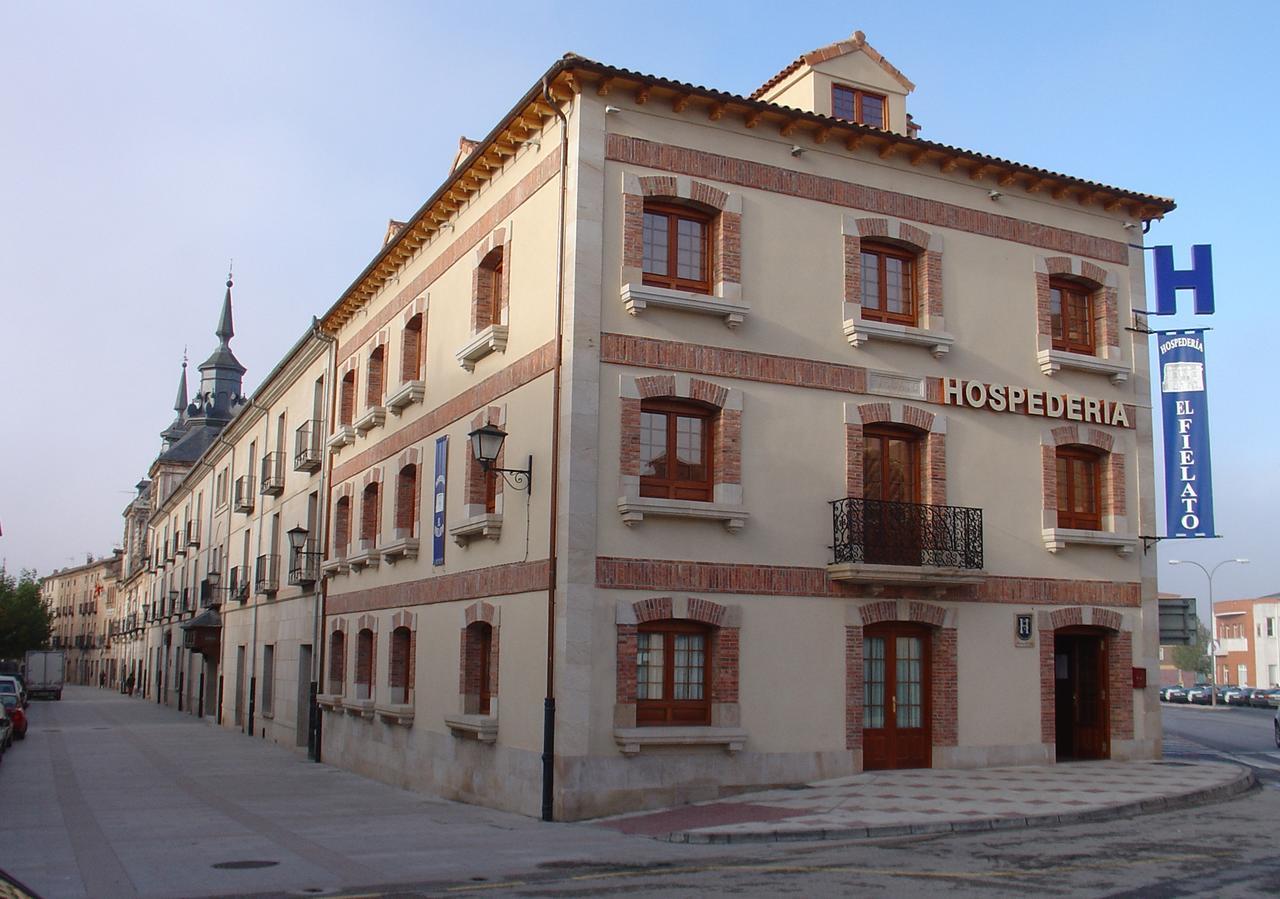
[0, 567, 52, 660]
[1170, 622, 1212, 680]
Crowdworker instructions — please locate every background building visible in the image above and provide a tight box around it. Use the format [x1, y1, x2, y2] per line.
[1214, 595, 1280, 687]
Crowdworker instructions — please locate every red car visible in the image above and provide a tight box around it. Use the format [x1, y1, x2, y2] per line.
[0, 695, 25, 740]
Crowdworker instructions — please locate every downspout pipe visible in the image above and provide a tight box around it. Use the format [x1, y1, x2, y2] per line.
[311, 317, 338, 763]
[540, 74, 569, 823]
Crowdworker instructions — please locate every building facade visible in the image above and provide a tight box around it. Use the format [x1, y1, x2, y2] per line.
[309, 34, 1173, 820]
[43, 552, 121, 686]
[72, 32, 1179, 821]
[1214, 595, 1280, 688]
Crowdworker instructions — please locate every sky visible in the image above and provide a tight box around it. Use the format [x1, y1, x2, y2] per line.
[1, 1, 1275, 618]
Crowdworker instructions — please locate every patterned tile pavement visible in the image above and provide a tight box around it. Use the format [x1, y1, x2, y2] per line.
[595, 759, 1253, 843]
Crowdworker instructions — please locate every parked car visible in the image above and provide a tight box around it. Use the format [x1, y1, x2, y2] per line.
[1250, 688, 1277, 708]
[1265, 689, 1280, 709]
[0, 702, 11, 754]
[1226, 687, 1254, 706]
[0, 674, 27, 707]
[1187, 685, 1215, 705]
[0, 696, 25, 740]
[0, 677, 22, 709]
[1275, 706, 1279, 749]
[1164, 685, 1190, 703]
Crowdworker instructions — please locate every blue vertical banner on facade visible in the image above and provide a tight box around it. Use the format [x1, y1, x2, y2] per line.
[433, 436, 448, 566]
[1158, 329, 1215, 537]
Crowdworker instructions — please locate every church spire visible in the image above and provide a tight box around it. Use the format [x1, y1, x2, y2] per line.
[172, 352, 188, 413]
[215, 267, 234, 345]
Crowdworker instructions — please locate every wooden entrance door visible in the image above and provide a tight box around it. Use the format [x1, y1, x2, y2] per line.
[863, 623, 932, 770]
[863, 427, 922, 565]
[1054, 632, 1110, 760]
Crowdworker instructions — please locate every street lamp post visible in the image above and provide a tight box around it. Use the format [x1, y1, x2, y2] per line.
[1168, 558, 1249, 707]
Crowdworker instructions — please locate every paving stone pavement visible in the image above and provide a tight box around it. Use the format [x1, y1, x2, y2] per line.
[594, 758, 1255, 843]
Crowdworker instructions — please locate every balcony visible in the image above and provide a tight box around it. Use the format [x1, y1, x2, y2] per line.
[228, 566, 249, 603]
[255, 553, 280, 596]
[233, 476, 255, 513]
[294, 420, 323, 472]
[288, 541, 321, 587]
[186, 520, 201, 548]
[827, 497, 985, 590]
[260, 452, 285, 496]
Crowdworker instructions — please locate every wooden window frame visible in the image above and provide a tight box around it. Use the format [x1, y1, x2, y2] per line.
[832, 84, 887, 128]
[638, 398, 715, 501]
[389, 626, 412, 705]
[1049, 276, 1096, 355]
[636, 619, 712, 726]
[641, 201, 713, 295]
[859, 241, 917, 326]
[1056, 446, 1103, 530]
[863, 424, 923, 504]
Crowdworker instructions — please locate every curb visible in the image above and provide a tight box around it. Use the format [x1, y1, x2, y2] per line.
[662, 765, 1258, 844]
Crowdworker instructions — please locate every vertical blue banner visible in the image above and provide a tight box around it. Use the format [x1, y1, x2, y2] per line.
[1158, 330, 1214, 537]
[432, 436, 448, 566]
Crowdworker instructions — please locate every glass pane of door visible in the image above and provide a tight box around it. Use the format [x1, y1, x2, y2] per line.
[895, 636, 923, 728]
[864, 637, 885, 728]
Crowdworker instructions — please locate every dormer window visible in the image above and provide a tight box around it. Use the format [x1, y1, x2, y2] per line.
[832, 84, 886, 128]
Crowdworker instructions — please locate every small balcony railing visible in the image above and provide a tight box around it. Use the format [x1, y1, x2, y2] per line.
[288, 540, 321, 586]
[229, 566, 249, 603]
[260, 452, 285, 496]
[233, 476, 255, 513]
[830, 497, 983, 570]
[255, 554, 280, 595]
[186, 520, 201, 547]
[294, 420, 323, 473]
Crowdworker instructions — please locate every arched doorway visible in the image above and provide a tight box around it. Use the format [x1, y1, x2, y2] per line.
[1054, 627, 1110, 760]
[863, 621, 932, 770]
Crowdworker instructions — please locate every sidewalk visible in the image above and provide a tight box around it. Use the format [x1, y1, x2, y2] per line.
[595, 759, 1255, 843]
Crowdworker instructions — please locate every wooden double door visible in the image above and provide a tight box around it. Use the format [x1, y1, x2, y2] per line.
[863, 623, 932, 770]
[1054, 631, 1110, 760]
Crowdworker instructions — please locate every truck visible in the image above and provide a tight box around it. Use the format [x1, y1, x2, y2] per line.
[24, 650, 65, 700]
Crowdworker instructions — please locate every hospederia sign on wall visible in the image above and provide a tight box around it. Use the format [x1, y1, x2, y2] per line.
[1158, 330, 1214, 538]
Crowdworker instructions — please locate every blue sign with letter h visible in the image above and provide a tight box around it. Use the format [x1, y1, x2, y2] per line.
[1151, 245, 1214, 315]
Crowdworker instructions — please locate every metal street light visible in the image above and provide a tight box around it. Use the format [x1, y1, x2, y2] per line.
[1168, 558, 1249, 706]
[467, 424, 533, 493]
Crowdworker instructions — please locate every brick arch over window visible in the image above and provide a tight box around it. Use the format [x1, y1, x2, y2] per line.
[842, 215, 945, 339]
[1036, 607, 1134, 751]
[333, 484, 353, 559]
[615, 596, 741, 729]
[365, 334, 387, 408]
[327, 619, 348, 695]
[388, 611, 416, 706]
[1034, 255, 1120, 360]
[844, 599, 958, 760]
[472, 229, 510, 333]
[621, 173, 742, 302]
[465, 406, 505, 519]
[844, 401, 947, 506]
[620, 373, 743, 509]
[1041, 424, 1128, 538]
[459, 601, 498, 715]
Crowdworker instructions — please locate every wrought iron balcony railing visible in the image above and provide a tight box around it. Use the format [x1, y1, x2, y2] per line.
[260, 452, 285, 496]
[830, 497, 983, 570]
[233, 476, 255, 513]
[255, 553, 280, 595]
[288, 540, 321, 586]
[294, 420, 323, 473]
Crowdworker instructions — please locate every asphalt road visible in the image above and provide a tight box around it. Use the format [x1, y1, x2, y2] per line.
[2, 688, 1279, 899]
